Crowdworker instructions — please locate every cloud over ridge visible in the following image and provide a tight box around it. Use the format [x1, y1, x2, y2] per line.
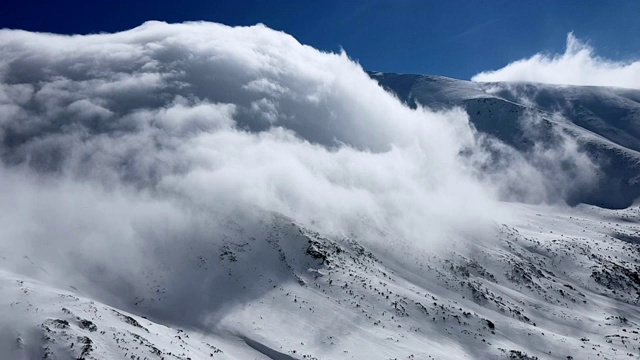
[0, 21, 498, 269]
[472, 33, 640, 89]
[0, 21, 600, 314]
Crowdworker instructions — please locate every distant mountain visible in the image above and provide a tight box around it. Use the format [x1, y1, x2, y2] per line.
[370, 72, 640, 208]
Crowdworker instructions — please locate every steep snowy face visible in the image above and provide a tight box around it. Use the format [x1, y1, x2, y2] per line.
[372, 72, 640, 208]
[3, 198, 640, 360]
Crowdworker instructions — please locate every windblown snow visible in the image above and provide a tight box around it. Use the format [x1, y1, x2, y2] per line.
[0, 21, 639, 360]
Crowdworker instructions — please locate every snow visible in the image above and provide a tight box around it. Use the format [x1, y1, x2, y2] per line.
[372, 73, 640, 209]
[2, 203, 640, 359]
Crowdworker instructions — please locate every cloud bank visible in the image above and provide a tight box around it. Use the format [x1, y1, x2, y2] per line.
[0, 21, 495, 249]
[472, 33, 640, 89]
[0, 21, 599, 323]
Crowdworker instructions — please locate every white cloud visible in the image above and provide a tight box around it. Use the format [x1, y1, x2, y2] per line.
[0, 21, 598, 324]
[472, 33, 640, 89]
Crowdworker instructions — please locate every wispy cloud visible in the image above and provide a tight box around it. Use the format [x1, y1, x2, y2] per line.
[472, 33, 640, 89]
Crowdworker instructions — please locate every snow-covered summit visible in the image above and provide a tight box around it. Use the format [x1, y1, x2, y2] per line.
[372, 72, 640, 209]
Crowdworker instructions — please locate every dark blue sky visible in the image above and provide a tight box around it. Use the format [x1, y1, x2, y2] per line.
[2, 0, 639, 79]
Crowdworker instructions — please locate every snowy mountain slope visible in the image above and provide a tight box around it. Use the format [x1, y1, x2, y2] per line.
[2, 203, 640, 359]
[370, 73, 640, 209]
[0, 21, 640, 360]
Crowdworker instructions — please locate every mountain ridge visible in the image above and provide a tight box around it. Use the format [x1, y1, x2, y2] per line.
[370, 71, 640, 209]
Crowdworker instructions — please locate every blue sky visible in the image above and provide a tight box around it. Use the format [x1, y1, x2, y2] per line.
[1, 0, 639, 80]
